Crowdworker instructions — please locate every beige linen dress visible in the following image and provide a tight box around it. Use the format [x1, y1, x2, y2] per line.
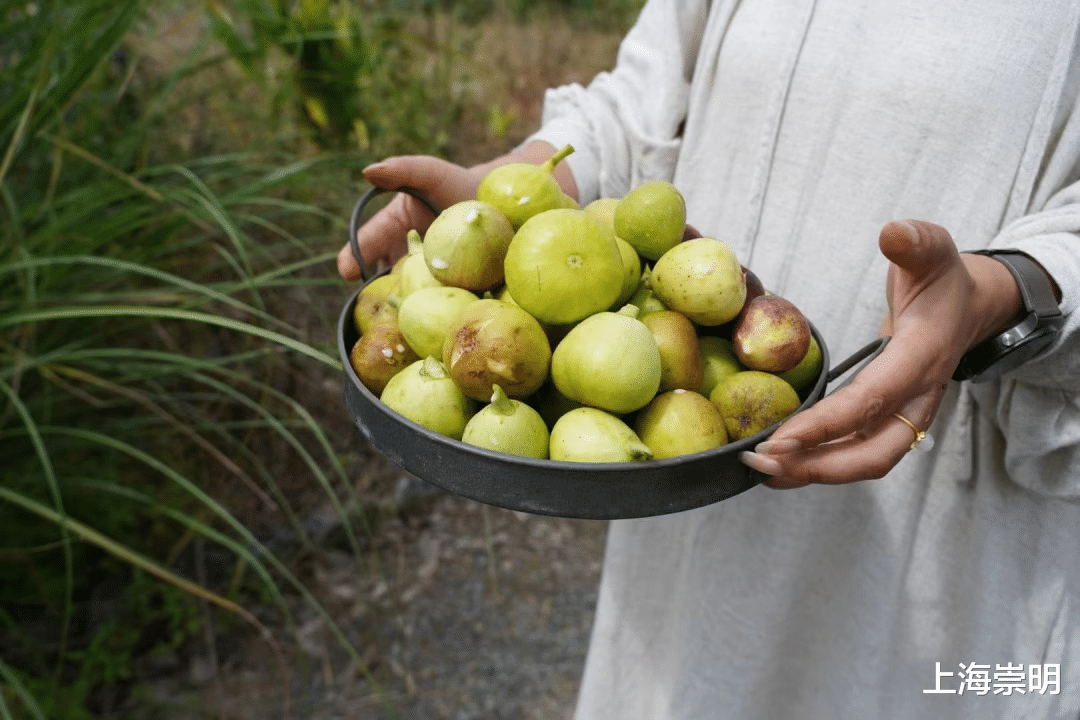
[529, 0, 1080, 717]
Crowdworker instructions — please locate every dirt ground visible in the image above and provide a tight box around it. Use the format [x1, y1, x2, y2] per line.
[142, 452, 608, 720]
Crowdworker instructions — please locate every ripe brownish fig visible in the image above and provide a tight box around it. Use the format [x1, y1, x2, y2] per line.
[442, 298, 552, 401]
[640, 310, 705, 392]
[349, 322, 419, 396]
[710, 370, 801, 441]
[732, 295, 811, 374]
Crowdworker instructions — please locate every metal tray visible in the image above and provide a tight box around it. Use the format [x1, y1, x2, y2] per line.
[338, 187, 886, 519]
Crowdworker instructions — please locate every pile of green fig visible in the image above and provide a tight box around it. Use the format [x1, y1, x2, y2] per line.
[348, 145, 823, 464]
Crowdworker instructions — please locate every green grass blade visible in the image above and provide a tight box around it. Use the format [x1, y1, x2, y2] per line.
[0, 657, 46, 720]
[0, 305, 341, 369]
[69, 478, 289, 613]
[23, 426, 396, 717]
[189, 370, 364, 561]
[0, 484, 295, 717]
[0, 255, 299, 332]
[0, 378, 74, 710]
[0, 38, 51, 187]
[43, 363, 282, 513]
[30, 1, 142, 139]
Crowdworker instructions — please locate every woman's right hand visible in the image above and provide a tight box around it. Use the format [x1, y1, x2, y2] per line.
[336, 155, 485, 281]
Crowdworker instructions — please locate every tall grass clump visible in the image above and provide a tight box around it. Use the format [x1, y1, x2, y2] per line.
[1, 0, 644, 715]
[0, 0, 401, 716]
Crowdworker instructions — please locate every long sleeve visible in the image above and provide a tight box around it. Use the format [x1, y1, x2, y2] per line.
[527, 0, 707, 203]
[988, 20, 1080, 391]
[964, 23, 1080, 500]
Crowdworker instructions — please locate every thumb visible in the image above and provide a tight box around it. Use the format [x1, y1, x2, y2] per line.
[363, 155, 481, 213]
[878, 219, 960, 280]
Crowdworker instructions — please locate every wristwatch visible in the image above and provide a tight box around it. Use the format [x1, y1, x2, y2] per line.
[952, 249, 1063, 383]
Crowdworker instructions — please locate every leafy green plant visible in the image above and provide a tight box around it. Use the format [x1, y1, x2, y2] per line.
[207, 0, 460, 155]
[0, 1, 392, 717]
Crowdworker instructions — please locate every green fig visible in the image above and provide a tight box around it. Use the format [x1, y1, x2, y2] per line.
[476, 144, 578, 229]
[398, 229, 443, 297]
[584, 198, 642, 306]
[630, 288, 668, 318]
[627, 266, 668, 317]
[349, 322, 419, 396]
[380, 356, 476, 440]
[635, 389, 728, 459]
[698, 336, 744, 397]
[352, 274, 400, 335]
[503, 208, 624, 325]
[583, 197, 619, 229]
[732, 294, 811, 373]
[442, 298, 552, 401]
[778, 335, 824, 396]
[614, 180, 687, 261]
[551, 304, 662, 415]
[709, 370, 801, 441]
[640, 310, 705, 392]
[612, 236, 643, 308]
[397, 285, 480, 359]
[650, 237, 746, 326]
[423, 200, 514, 292]
[462, 385, 550, 459]
[549, 407, 652, 463]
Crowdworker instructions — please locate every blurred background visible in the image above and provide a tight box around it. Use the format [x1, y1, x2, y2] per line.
[0, 0, 642, 717]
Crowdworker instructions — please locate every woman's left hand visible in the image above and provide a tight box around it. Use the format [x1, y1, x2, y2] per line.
[739, 219, 1023, 488]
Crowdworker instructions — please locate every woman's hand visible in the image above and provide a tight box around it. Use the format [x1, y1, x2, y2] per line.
[739, 220, 1024, 488]
[336, 141, 577, 281]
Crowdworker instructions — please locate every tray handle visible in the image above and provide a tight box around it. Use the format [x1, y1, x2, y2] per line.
[348, 186, 441, 282]
[824, 336, 890, 391]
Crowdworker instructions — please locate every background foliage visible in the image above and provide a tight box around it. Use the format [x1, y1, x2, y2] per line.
[0, 0, 642, 717]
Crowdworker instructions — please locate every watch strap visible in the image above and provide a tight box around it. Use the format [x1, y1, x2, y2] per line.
[969, 249, 1060, 318]
[952, 250, 1062, 382]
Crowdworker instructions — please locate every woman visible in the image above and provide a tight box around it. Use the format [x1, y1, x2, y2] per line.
[340, 1, 1080, 716]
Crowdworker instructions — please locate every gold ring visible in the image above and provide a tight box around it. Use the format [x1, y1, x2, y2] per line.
[893, 413, 927, 451]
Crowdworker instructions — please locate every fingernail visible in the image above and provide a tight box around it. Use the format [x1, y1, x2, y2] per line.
[362, 161, 388, 175]
[755, 438, 802, 455]
[738, 451, 783, 476]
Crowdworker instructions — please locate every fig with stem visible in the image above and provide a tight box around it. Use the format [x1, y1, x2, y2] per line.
[477, 144, 578, 229]
[380, 356, 476, 440]
[549, 407, 653, 463]
[462, 385, 550, 459]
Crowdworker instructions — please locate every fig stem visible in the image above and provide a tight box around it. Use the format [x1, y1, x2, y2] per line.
[628, 440, 653, 461]
[420, 355, 447, 379]
[542, 144, 575, 173]
[406, 228, 423, 255]
[489, 384, 516, 415]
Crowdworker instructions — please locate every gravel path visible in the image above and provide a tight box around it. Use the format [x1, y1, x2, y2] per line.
[161, 467, 608, 720]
